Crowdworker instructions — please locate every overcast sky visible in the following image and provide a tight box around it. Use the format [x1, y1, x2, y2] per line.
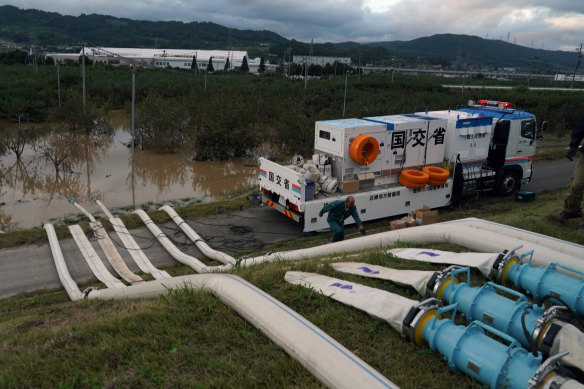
[4, 0, 584, 51]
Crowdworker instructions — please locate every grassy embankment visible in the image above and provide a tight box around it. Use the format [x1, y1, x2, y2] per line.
[0, 186, 582, 388]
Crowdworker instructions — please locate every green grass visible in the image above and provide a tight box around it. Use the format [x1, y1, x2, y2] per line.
[1, 188, 582, 388]
[535, 133, 571, 161]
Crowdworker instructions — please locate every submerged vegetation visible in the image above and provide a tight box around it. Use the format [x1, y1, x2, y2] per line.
[2, 62, 584, 161]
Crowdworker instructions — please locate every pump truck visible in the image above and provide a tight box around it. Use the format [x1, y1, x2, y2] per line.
[259, 100, 545, 232]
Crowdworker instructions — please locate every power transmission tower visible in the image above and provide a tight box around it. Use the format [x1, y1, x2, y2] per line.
[571, 43, 583, 89]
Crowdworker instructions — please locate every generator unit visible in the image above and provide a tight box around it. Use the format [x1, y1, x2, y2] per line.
[314, 118, 386, 181]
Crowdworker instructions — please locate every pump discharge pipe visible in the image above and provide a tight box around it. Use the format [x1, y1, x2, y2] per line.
[285, 271, 580, 389]
[389, 247, 584, 318]
[91, 197, 171, 280]
[133, 209, 230, 273]
[492, 249, 584, 318]
[331, 262, 584, 370]
[158, 205, 236, 265]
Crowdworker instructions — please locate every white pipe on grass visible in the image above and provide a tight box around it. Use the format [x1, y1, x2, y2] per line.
[159, 205, 236, 265]
[241, 219, 584, 272]
[44, 223, 84, 301]
[94, 199, 171, 279]
[86, 273, 398, 389]
[133, 209, 230, 273]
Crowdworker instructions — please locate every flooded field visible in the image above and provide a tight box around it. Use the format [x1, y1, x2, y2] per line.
[0, 115, 258, 230]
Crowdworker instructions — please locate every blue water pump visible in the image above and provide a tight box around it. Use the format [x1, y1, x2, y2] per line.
[426, 266, 569, 357]
[490, 248, 584, 317]
[402, 299, 568, 389]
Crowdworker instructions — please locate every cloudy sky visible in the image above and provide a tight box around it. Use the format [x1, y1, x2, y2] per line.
[4, 0, 584, 51]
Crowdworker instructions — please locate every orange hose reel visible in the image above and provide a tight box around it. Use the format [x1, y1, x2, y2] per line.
[399, 169, 429, 188]
[422, 166, 449, 186]
[349, 135, 379, 165]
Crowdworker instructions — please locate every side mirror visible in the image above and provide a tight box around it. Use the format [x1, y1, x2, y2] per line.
[540, 121, 548, 132]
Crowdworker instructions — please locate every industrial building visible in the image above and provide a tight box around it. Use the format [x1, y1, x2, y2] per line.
[293, 55, 351, 67]
[47, 47, 251, 71]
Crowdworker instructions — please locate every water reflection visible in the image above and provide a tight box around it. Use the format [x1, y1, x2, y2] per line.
[0, 126, 257, 230]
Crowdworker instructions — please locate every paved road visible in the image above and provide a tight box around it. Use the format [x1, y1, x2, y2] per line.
[523, 157, 575, 193]
[0, 207, 305, 299]
[0, 158, 576, 299]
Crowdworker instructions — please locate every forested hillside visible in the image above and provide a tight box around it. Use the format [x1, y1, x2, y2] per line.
[1, 6, 580, 72]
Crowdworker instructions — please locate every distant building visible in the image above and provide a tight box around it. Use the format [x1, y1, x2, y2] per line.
[293, 55, 351, 67]
[554, 74, 584, 82]
[46, 47, 250, 71]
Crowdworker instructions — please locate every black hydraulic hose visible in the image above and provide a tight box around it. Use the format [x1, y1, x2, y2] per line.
[521, 306, 539, 357]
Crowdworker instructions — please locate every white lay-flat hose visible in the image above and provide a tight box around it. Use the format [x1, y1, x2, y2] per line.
[86, 273, 398, 389]
[159, 205, 236, 265]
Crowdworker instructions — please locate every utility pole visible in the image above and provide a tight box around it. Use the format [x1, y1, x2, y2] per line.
[228, 29, 233, 71]
[571, 43, 583, 89]
[305, 38, 313, 90]
[131, 65, 136, 181]
[527, 56, 537, 88]
[82, 44, 86, 113]
[57, 62, 61, 106]
[304, 59, 308, 89]
[343, 71, 348, 117]
[461, 55, 469, 97]
[358, 51, 361, 83]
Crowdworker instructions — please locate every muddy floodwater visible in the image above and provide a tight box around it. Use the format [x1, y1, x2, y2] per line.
[0, 118, 258, 231]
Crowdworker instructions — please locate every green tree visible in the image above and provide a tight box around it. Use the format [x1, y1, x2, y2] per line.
[136, 94, 190, 153]
[78, 55, 93, 66]
[207, 57, 214, 72]
[0, 50, 28, 65]
[191, 55, 198, 71]
[1, 125, 40, 159]
[240, 56, 249, 73]
[258, 57, 266, 73]
[224, 57, 230, 71]
[42, 55, 54, 66]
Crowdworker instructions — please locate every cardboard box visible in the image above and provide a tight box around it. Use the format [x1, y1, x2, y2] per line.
[358, 172, 375, 180]
[415, 205, 438, 225]
[390, 220, 407, 230]
[339, 179, 359, 193]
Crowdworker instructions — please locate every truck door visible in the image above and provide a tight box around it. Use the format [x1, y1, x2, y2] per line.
[516, 118, 536, 159]
[487, 119, 510, 169]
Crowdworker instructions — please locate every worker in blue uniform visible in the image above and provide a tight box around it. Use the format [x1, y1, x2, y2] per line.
[319, 196, 366, 242]
[557, 115, 584, 220]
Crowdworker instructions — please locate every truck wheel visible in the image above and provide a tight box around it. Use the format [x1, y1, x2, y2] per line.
[496, 171, 519, 196]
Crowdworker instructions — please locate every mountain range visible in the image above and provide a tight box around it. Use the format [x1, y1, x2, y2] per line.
[0, 5, 579, 72]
